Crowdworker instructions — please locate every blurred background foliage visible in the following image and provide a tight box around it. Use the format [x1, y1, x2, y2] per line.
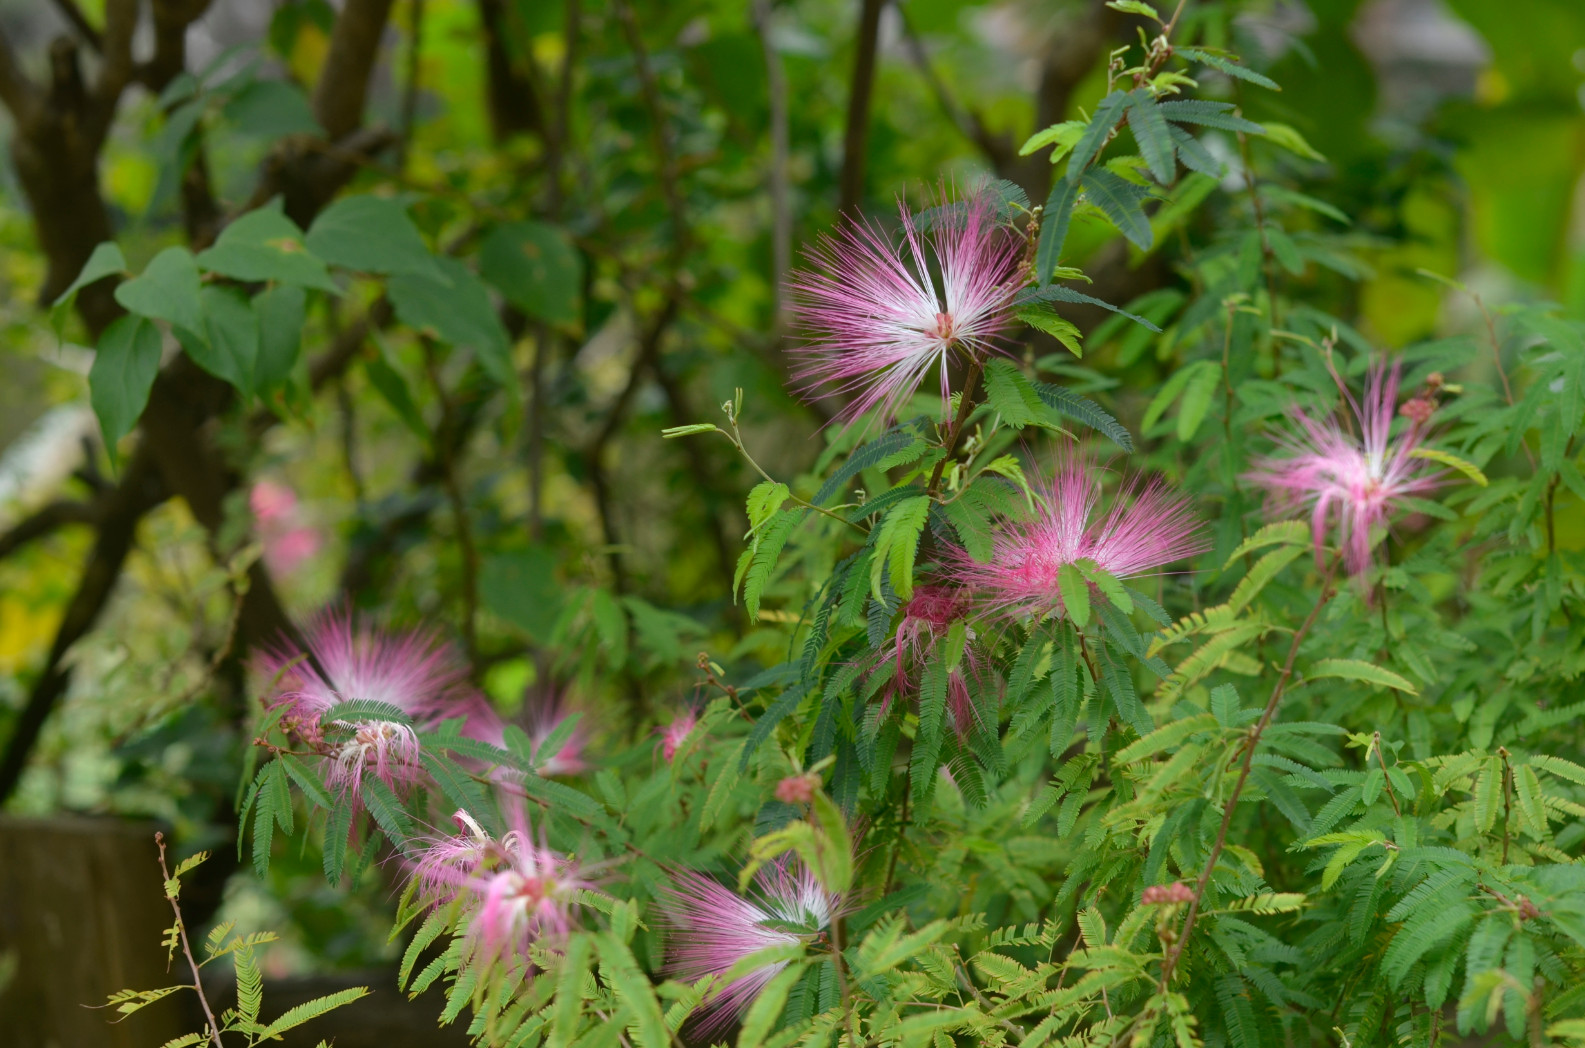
[0, 0, 1583, 974]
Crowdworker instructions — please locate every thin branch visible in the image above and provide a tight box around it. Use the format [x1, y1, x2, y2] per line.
[926, 357, 985, 498]
[839, 0, 887, 218]
[49, 0, 103, 51]
[397, 0, 426, 170]
[614, 0, 686, 252]
[895, 3, 1009, 169]
[154, 833, 225, 1048]
[1157, 555, 1342, 991]
[0, 500, 97, 561]
[752, 0, 791, 319]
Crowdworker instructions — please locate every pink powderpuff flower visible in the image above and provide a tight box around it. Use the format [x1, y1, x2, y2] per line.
[882, 585, 988, 735]
[256, 609, 475, 794]
[657, 708, 700, 764]
[410, 807, 590, 974]
[659, 861, 844, 1039]
[250, 480, 323, 576]
[788, 184, 1025, 428]
[466, 682, 589, 778]
[1245, 362, 1442, 577]
[947, 457, 1207, 622]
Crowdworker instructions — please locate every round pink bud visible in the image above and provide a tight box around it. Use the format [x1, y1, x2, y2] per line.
[1398, 397, 1435, 425]
[774, 773, 821, 806]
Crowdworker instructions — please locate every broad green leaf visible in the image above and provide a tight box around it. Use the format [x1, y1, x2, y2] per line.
[1065, 91, 1130, 182]
[195, 205, 339, 292]
[1176, 357, 1222, 441]
[363, 336, 430, 442]
[304, 195, 446, 279]
[177, 286, 259, 397]
[53, 241, 127, 307]
[89, 316, 162, 463]
[253, 284, 305, 394]
[479, 220, 584, 326]
[388, 257, 516, 391]
[1261, 121, 1326, 161]
[1308, 659, 1418, 695]
[114, 246, 203, 334]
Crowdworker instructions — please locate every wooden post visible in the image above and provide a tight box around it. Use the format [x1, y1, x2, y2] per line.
[0, 815, 186, 1048]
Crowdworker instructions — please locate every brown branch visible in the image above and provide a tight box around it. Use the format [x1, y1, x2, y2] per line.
[89, 0, 138, 129]
[0, 500, 97, 561]
[614, 0, 686, 251]
[839, 0, 887, 218]
[0, 449, 164, 802]
[397, 0, 426, 170]
[1157, 557, 1341, 991]
[154, 833, 226, 1048]
[0, 26, 37, 119]
[314, 0, 397, 141]
[477, 0, 548, 141]
[49, 0, 102, 51]
[925, 357, 985, 498]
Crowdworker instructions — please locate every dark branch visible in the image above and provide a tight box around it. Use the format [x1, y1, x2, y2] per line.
[0, 450, 164, 803]
[48, 0, 103, 51]
[0, 500, 97, 561]
[314, 0, 397, 141]
[839, 0, 886, 218]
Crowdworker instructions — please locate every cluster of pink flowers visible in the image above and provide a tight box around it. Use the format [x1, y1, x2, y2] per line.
[1247, 362, 1442, 577]
[658, 861, 844, 1038]
[1141, 882, 1196, 906]
[883, 586, 985, 734]
[412, 808, 590, 973]
[250, 480, 323, 576]
[256, 609, 499, 795]
[789, 185, 1025, 428]
[945, 456, 1208, 623]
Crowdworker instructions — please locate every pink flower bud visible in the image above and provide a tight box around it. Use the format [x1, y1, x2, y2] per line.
[774, 773, 821, 805]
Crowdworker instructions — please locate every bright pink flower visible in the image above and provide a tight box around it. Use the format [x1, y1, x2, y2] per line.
[1245, 363, 1441, 577]
[256, 609, 475, 794]
[946, 457, 1207, 622]
[788, 185, 1025, 428]
[411, 807, 589, 974]
[466, 682, 588, 778]
[657, 708, 700, 764]
[659, 862, 843, 1038]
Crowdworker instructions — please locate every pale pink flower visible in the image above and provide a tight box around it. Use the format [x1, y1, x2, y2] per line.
[788, 185, 1025, 428]
[410, 807, 589, 974]
[946, 457, 1207, 622]
[659, 862, 843, 1038]
[1245, 362, 1441, 577]
[657, 708, 700, 764]
[466, 682, 588, 778]
[882, 585, 986, 734]
[773, 772, 821, 806]
[250, 480, 322, 575]
[256, 609, 476, 794]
